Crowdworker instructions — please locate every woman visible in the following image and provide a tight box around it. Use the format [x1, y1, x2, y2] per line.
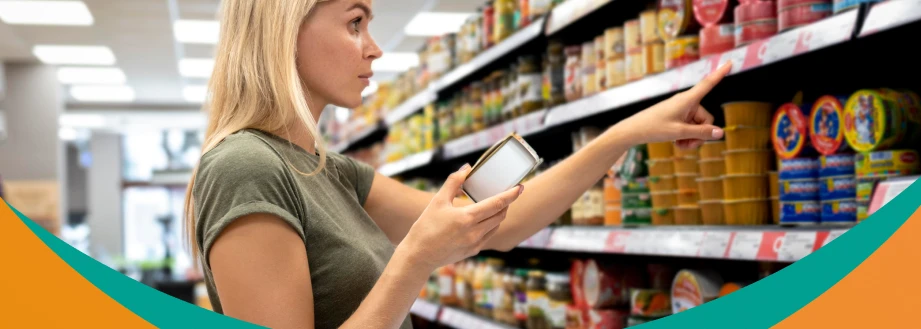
[184, 0, 731, 328]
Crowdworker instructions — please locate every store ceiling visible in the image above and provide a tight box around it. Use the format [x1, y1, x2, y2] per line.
[0, 0, 477, 105]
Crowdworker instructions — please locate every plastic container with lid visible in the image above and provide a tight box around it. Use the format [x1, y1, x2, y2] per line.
[648, 141, 676, 159]
[769, 171, 780, 197]
[727, 125, 771, 150]
[700, 141, 726, 159]
[671, 269, 723, 313]
[699, 158, 726, 177]
[771, 197, 780, 224]
[722, 174, 770, 199]
[844, 89, 903, 152]
[583, 261, 644, 308]
[640, 9, 661, 44]
[819, 175, 856, 200]
[677, 190, 700, 206]
[779, 178, 820, 201]
[735, 20, 778, 46]
[723, 149, 774, 174]
[652, 207, 676, 225]
[676, 174, 700, 191]
[779, 2, 831, 31]
[675, 206, 703, 225]
[700, 24, 736, 57]
[772, 103, 816, 160]
[605, 27, 626, 60]
[809, 96, 849, 155]
[723, 199, 771, 225]
[647, 159, 676, 176]
[675, 156, 701, 174]
[630, 289, 672, 317]
[699, 200, 725, 224]
[665, 36, 700, 69]
[673, 143, 701, 158]
[649, 175, 678, 192]
[734, 1, 776, 25]
[651, 191, 678, 208]
[693, 0, 734, 26]
[779, 157, 820, 179]
[696, 177, 724, 200]
[722, 101, 774, 126]
[780, 201, 821, 224]
[659, 0, 700, 40]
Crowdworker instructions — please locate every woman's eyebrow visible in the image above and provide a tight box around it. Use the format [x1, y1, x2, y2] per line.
[347, 2, 374, 20]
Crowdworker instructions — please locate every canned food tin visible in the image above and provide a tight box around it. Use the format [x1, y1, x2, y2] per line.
[779, 178, 820, 202]
[665, 36, 700, 69]
[773, 103, 814, 160]
[625, 19, 642, 52]
[819, 176, 856, 200]
[854, 150, 921, 178]
[857, 200, 870, 222]
[819, 154, 855, 177]
[642, 42, 666, 76]
[626, 49, 644, 82]
[735, 19, 778, 46]
[693, 0, 732, 26]
[844, 89, 902, 152]
[809, 96, 849, 155]
[821, 199, 857, 224]
[778, 3, 832, 31]
[734, 1, 777, 25]
[605, 27, 626, 60]
[699, 24, 735, 57]
[778, 157, 820, 179]
[832, 0, 883, 14]
[641, 9, 661, 44]
[606, 57, 627, 88]
[780, 201, 821, 225]
[659, 0, 700, 40]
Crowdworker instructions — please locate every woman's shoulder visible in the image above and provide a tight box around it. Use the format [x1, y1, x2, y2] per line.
[197, 130, 289, 181]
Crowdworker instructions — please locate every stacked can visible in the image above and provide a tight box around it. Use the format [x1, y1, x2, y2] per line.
[621, 145, 654, 225]
[604, 27, 628, 89]
[772, 102, 821, 225]
[778, 0, 831, 31]
[734, 1, 778, 46]
[660, 0, 701, 69]
[693, 0, 737, 57]
[697, 141, 727, 224]
[721, 101, 775, 225]
[805, 95, 857, 225]
[647, 142, 677, 225]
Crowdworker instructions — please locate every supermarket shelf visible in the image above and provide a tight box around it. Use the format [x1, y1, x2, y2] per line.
[516, 226, 850, 262]
[545, 0, 613, 35]
[377, 149, 436, 177]
[543, 10, 860, 128]
[331, 121, 386, 153]
[410, 299, 441, 322]
[442, 109, 549, 160]
[439, 305, 518, 329]
[859, 0, 921, 36]
[384, 89, 437, 126]
[433, 17, 546, 92]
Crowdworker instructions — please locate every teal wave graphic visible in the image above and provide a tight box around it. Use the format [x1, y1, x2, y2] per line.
[7, 204, 261, 329]
[639, 179, 921, 328]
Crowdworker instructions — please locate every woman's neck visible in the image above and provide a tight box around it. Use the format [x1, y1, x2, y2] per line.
[279, 96, 327, 155]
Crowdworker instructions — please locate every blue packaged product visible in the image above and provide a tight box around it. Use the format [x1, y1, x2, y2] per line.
[778, 157, 819, 180]
[821, 199, 858, 224]
[779, 179, 820, 202]
[818, 154, 855, 177]
[819, 176, 857, 200]
[780, 201, 821, 225]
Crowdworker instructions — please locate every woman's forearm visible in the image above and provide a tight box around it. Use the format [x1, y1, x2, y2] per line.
[339, 246, 433, 329]
[486, 125, 634, 251]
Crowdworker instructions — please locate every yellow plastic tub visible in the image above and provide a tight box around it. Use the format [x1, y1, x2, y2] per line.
[724, 125, 771, 150]
[723, 199, 771, 225]
[723, 149, 774, 174]
[700, 141, 726, 159]
[675, 206, 702, 225]
[676, 174, 699, 191]
[648, 176, 677, 192]
[652, 208, 675, 225]
[646, 159, 675, 176]
[722, 101, 773, 127]
[648, 141, 674, 159]
[699, 200, 725, 225]
[722, 174, 770, 200]
[651, 191, 678, 208]
[699, 158, 726, 178]
[677, 189, 700, 206]
[768, 171, 779, 198]
[770, 197, 779, 225]
[674, 156, 700, 174]
[696, 177, 724, 201]
[673, 143, 700, 158]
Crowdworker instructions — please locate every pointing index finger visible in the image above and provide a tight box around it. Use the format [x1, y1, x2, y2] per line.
[686, 61, 733, 101]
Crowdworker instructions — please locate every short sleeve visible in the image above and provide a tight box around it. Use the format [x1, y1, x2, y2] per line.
[193, 136, 305, 266]
[331, 152, 376, 205]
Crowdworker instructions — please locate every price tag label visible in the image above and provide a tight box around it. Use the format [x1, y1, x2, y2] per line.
[719, 47, 748, 74]
[671, 231, 703, 256]
[763, 31, 798, 64]
[729, 232, 763, 260]
[678, 60, 710, 90]
[741, 40, 769, 71]
[777, 232, 817, 261]
[604, 230, 631, 253]
[567, 228, 609, 252]
[823, 229, 847, 247]
[624, 231, 648, 254]
[699, 231, 732, 258]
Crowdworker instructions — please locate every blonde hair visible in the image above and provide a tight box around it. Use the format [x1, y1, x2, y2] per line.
[184, 0, 327, 264]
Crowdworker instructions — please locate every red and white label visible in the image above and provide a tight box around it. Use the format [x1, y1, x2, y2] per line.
[777, 232, 817, 261]
[728, 232, 763, 260]
[757, 231, 785, 260]
[698, 231, 732, 258]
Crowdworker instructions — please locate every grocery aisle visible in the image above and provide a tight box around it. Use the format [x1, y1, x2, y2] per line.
[331, 0, 921, 328]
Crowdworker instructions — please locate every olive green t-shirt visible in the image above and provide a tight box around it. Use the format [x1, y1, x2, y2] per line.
[193, 129, 412, 329]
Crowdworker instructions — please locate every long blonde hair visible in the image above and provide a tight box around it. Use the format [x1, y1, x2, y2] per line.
[184, 0, 327, 263]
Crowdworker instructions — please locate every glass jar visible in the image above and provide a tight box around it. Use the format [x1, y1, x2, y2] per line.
[504, 64, 519, 121]
[580, 40, 596, 97]
[546, 40, 565, 107]
[482, 2, 495, 50]
[546, 273, 572, 329]
[526, 271, 551, 329]
[564, 45, 582, 102]
[496, 270, 517, 325]
[494, 0, 515, 44]
[438, 263, 458, 306]
[518, 55, 543, 115]
[471, 82, 485, 132]
[519, 0, 530, 28]
[513, 269, 529, 328]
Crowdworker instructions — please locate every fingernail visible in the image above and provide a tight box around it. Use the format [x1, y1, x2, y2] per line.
[459, 163, 471, 171]
[517, 184, 524, 196]
[712, 128, 724, 138]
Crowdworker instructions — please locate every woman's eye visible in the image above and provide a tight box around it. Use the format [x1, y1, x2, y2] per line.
[351, 18, 362, 32]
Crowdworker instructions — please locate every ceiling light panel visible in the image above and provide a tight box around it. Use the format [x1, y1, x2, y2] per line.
[183, 85, 208, 103]
[33, 45, 115, 65]
[178, 58, 214, 78]
[70, 85, 135, 102]
[371, 52, 419, 72]
[57, 67, 127, 85]
[174, 20, 219, 44]
[404, 12, 473, 37]
[0, 1, 94, 26]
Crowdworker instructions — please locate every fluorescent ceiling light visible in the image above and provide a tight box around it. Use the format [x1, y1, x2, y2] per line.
[70, 85, 135, 102]
[59, 113, 106, 128]
[33, 45, 115, 65]
[174, 20, 219, 44]
[58, 127, 78, 141]
[179, 58, 214, 78]
[183, 85, 208, 103]
[361, 80, 378, 97]
[404, 12, 473, 37]
[57, 67, 126, 85]
[0, 1, 94, 26]
[371, 52, 419, 72]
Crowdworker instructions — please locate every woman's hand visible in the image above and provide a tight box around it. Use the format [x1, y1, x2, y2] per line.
[397, 164, 523, 271]
[614, 61, 733, 149]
